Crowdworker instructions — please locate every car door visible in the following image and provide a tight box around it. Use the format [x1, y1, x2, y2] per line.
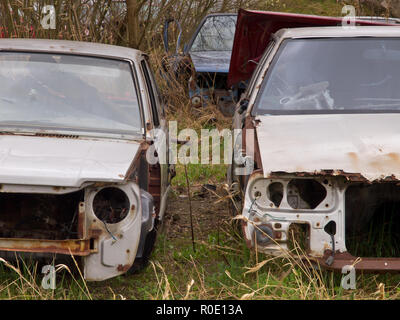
[139, 56, 171, 213]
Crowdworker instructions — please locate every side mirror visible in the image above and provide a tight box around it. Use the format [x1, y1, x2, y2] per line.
[163, 18, 182, 55]
[238, 99, 249, 115]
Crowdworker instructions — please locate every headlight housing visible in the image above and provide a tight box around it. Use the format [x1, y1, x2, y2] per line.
[92, 187, 130, 224]
[249, 178, 284, 209]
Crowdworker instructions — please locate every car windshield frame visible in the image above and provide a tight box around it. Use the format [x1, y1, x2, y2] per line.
[252, 37, 400, 116]
[0, 51, 145, 140]
[187, 14, 237, 53]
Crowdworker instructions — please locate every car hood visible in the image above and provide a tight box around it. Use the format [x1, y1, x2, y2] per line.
[189, 50, 232, 73]
[0, 135, 140, 187]
[256, 113, 400, 182]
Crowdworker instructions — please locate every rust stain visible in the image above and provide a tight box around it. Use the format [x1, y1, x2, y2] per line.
[369, 153, 400, 171]
[348, 152, 358, 160]
[77, 202, 85, 239]
[124, 141, 149, 181]
[387, 152, 400, 162]
[89, 228, 103, 238]
[315, 251, 400, 272]
[117, 264, 131, 272]
[266, 169, 400, 183]
[347, 152, 361, 171]
[52, 186, 66, 192]
[92, 182, 113, 188]
[0, 238, 91, 256]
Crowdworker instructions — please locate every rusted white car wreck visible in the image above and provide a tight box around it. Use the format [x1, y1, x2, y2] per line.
[230, 26, 400, 272]
[0, 39, 172, 280]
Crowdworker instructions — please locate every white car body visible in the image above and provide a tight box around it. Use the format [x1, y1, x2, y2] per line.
[232, 27, 400, 271]
[0, 39, 171, 280]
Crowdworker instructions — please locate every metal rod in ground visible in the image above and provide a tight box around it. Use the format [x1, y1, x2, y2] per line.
[184, 163, 196, 252]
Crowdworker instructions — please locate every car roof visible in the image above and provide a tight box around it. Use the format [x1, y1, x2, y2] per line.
[0, 39, 143, 60]
[276, 26, 400, 39]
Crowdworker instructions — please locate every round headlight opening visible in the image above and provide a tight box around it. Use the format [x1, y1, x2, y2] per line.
[93, 187, 130, 224]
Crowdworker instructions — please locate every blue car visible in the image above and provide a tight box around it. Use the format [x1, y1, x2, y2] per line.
[164, 13, 238, 116]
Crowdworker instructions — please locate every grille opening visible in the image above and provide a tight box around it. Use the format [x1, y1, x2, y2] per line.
[287, 223, 310, 252]
[287, 179, 326, 209]
[90, 238, 95, 250]
[0, 191, 84, 240]
[268, 182, 284, 207]
[345, 183, 400, 257]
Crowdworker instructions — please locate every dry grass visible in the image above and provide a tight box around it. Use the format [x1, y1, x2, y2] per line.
[0, 254, 92, 299]
[146, 221, 400, 300]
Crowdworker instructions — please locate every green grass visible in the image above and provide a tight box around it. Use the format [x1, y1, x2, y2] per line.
[172, 163, 227, 187]
[346, 202, 400, 258]
[0, 257, 91, 299]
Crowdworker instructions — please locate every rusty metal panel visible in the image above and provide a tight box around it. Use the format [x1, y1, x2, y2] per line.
[316, 252, 400, 272]
[0, 238, 91, 256]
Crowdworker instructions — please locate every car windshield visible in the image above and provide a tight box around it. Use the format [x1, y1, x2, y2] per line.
[190, 15, 237, 52]
[0, 52, 141, 137]
[254, 38, 400, 115]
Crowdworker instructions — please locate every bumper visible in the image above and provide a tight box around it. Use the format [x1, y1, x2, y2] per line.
[315, 252, 400, 272]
